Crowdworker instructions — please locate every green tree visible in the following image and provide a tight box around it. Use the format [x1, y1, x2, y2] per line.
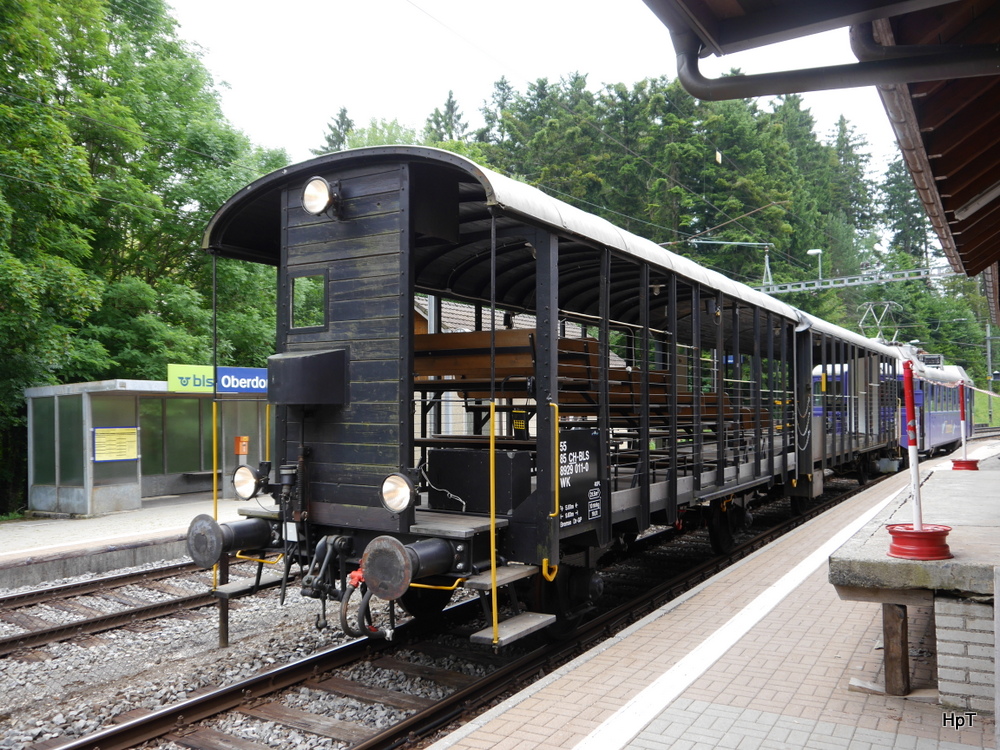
[476, 76, 515, 145]
[312, 106, 355, 155]
[79, 276, 211, 379]
[828, 116, 876, 231]
[345, 118, 419, 148]
[880, 156, 933, 264]
[424, 90, 467, 143]
[0, 0, 287, 512]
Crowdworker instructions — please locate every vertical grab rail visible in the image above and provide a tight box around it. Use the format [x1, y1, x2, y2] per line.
[488, 211, 499, 645]
[212, 400, 219, 589]
[549, 402, 560, 519]
[265, 403, 271, 462]
[489, 401, 499, 645]
[542, 402, 560, 582]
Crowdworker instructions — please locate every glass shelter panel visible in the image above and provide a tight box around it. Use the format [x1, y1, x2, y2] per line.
[58, 395, 84, 486]
[166, 398, 202, 474]
[32, 397, 56, 485]
[140, 398, 165, 476]
[201, 400, 217, 470]
[91, 394, 138, 485]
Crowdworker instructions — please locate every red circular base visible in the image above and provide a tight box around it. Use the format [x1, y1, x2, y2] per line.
[952, 459, 979, 471]
[886, 523, 953, 560]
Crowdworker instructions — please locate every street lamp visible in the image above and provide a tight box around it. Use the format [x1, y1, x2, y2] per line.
[806, 248, 823, 281]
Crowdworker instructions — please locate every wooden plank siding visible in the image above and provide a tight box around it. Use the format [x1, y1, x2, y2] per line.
[277, 164, 408, 512]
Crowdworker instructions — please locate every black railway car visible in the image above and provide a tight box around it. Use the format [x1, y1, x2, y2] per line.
[187, 146, 902, 645]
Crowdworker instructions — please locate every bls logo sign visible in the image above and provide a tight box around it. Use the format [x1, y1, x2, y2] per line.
[168, 364, 215, 393]
[177, 375, 214, 387]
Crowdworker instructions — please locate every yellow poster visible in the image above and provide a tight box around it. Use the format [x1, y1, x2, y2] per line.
[94, 427, 138, 462]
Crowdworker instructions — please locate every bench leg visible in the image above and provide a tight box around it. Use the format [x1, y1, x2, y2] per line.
[882, 603, 910, 695]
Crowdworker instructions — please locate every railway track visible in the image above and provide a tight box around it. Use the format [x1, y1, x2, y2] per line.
[0, 560, 267, 657]
[27, 474, 882, 750]
[972, 425, 1000, 439]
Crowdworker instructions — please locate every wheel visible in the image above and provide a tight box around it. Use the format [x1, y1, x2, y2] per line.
[857, 460, 870, 486]
[546, 566, 602, 640]
[399, 586, 453, 621]
[707, 499, 736, 554]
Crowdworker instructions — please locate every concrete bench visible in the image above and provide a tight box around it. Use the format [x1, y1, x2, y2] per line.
[829, 466, 998, 706]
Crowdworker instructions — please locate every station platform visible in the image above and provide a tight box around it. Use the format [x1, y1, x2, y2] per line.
[0, 492, 244, 589]
[431, 443, 1000, 750]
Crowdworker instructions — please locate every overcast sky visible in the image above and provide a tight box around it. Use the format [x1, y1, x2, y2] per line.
[167, 0, 902, 170]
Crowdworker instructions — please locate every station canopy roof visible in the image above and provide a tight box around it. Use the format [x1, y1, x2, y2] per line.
[642, 0, 1000, 319]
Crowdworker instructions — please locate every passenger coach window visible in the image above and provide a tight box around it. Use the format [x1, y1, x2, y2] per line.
[292, 274, 326, 329]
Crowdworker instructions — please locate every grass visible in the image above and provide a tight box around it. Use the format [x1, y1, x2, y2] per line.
[0, 510, 26, 522]
[972, 388, 1000, 426]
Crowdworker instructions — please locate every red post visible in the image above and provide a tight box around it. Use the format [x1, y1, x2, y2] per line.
[953, 380, 979, 469]
[902, 360, 922, 530]
[887, 359, 953, 559]
[958, 380, 966, 423]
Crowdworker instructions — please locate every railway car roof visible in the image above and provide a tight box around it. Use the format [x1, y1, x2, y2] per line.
[204, 145, 889, 350]
[797, 312, 901, 358]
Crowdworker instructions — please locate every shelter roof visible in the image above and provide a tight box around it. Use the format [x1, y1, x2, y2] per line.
[642, 0, 1000, 319]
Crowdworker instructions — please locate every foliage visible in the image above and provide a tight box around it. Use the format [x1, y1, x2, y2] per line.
[424, 90, 467, 143]
[345, 118, 420, 148]
[0, 0, 288, 512]
[879, 156, 934, 263]
[312, 107, 355, 155]
[78, 276, 212, 379]
[2, 1, 993, 516]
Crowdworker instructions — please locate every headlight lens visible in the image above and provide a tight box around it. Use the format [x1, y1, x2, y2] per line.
[233, 465, 263, 501]
[380, 473, 415, 513]
[302, 176, 333, 215]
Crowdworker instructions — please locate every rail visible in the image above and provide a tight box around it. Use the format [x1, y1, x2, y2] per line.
[38, 475, 885, 750]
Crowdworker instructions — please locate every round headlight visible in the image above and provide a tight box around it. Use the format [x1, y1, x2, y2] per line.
[233, 465, 263, 501]
[302, 176, 333, 215]
[380, 473, 415, 513]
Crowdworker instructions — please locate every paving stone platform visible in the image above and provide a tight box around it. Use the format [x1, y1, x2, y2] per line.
[430, 445, 1000, 750]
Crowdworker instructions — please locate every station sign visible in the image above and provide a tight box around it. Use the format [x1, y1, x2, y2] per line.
[168, 364, 215, 393]
[167, 365, 267, 393]
[216, 367, 268, 394]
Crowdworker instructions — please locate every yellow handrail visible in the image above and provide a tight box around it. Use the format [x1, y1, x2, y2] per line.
[409, 578, 467, 591]
[212, 399, 219, 589]
[265, 403, 271, 462]
[542, 403, 560, 584]
[235, 551, 283, 565]
[549, 402, 560, 518]
[489, 400, 499, 645]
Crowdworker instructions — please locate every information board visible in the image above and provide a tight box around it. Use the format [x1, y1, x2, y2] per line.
[558, 428, 602, 529]
[93, 427, 139, 462]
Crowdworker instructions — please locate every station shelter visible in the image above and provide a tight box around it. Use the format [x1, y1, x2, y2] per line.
[24, 366, 269, 517]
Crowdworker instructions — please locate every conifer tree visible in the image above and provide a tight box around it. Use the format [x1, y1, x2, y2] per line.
[312, 107, 355, 155]
[424, 91, 467, 142]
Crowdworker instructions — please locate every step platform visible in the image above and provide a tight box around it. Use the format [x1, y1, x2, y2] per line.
[464, 564, 538, 590]
[211, 572, 284, 600]
[470, 611, 557, 647]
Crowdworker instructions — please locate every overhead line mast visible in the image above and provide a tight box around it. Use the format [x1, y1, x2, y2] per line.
[757, 266, 959, 295]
